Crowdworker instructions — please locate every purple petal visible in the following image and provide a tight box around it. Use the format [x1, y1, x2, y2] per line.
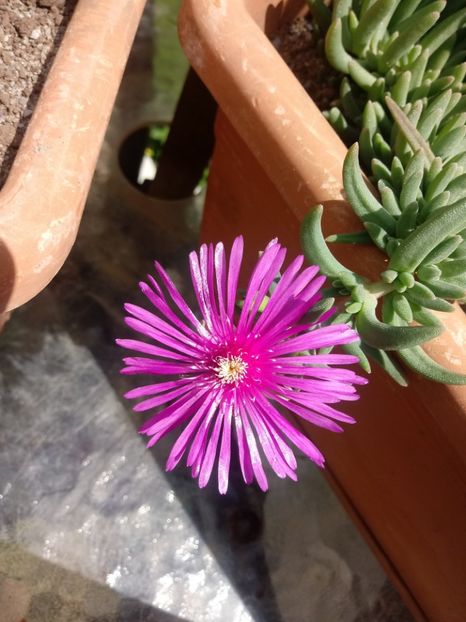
[124, 378, 193, 399]
[218, 403, 233, 494]
[272, 394, 344, 432]
[122, 356, 195, 374]
[277, 389, 356, 424]
[272, 369, 365, 388]
[116, 338, 192, 362]
[165, 390, 220, 471]
[271, 325, 358, 356]
[124, 316, 202, 359]
[237, 243, 285, 335]
[226, 236, 244, 319]
[141, 387, 210, 436]
[198, 407, 225, 488]
[132, 383, 193, 412]
[140, 280, 201, 341]
[234, 407, 254, 485]
[253, 264, 320, 334]
[214, 243, 228, 322]
[238, 399, 269, 492]
[254, 393, 325, 467]
[275, 354, 359, 365]
[186, 393, 223, 468]
[189, 246, 216, 335]
[121, 363, 198, 376]
[154, 262, 210, 338]
[248, 401, 297, 480]
[260, 415, 297, 470]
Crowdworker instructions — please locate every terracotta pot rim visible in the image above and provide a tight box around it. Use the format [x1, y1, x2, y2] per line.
[0, 0, 147, 313]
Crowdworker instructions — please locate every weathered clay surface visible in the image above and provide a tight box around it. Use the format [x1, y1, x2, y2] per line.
[0, 0, 146, 314]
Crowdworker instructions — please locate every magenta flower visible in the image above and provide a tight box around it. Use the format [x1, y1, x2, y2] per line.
[118, 237, 366, 493]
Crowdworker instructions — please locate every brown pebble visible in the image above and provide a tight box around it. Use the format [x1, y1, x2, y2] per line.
[14, 17, 37, 38]
[17, 65, 28, 79]
[0, 93, 11, 108]
[3, 68, 18, 81]
[2, 50, 14, 64]
[0, 123, 16, 144]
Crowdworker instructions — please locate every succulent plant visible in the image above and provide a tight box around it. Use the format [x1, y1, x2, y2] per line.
[302, 0, 466, 384]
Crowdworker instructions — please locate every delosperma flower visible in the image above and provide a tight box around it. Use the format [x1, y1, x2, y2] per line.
[117, 237, 366, 493]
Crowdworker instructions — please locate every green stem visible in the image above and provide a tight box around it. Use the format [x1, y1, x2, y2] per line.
[364, 282, 394, 297]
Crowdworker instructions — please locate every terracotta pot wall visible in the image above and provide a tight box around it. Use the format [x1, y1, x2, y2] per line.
[179, 1, 466, 621]
[0, 0, 147, 313]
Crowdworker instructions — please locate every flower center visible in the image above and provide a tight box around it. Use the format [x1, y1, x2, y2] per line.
[214, 354, 248, 385]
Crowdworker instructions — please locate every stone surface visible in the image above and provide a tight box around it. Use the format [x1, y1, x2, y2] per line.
[0, 2, 414, 621]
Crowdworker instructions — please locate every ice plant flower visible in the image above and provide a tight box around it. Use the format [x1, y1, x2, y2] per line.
[118, 237, 366, 493]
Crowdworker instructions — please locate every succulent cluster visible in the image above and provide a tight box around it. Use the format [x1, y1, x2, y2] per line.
[302, 0, 466, 384]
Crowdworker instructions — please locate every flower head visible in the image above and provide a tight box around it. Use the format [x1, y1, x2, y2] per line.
[118, 237, 366, 493]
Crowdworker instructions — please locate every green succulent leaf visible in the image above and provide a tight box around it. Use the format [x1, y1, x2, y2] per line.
[307, 0, 332, 32]
[386, 96, 435, 165]
[355, 296, 443, 350]
[389, 198, 466, 272]
[378, 180, 402, 215]
[364, 222, 390, 250]
[353, 0, 401, 56]
[301, 206, 362, 281]
[325, 18, 351, 73]
[398, 346, 466, 384]
[438, 258, 466, 277]
[326, 231, 372, 244]
[421, 235, 463, 265]
[447, 173, 466, 203]
[417, 89, 452, 140]
[304, 0, 466, 385]
[431, 126, 466, 158]
[392, 292, 413, 323]
[423, 278, 466, 299]
[362, 343, 408, 386]
[425, 161, 462, 201]
[340, 77, 362, 121]
[396, 201, 419, 238]
[405, 288, 455, 312]
[420, 7, 466, 57]
[342, 340, 372, 373]
[400, 152, 425, 210]
[417, 264, 441, 281]
[348, 59, 377, 90]
[379, 4, 442, 73]
[390, 71, 411, 107]
[391, 0, 423, 27]
[343, 144, 397, 234]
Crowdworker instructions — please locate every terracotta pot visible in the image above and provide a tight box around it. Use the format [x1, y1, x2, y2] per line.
[179, 1, 466, 621]
[0, 0, 147, 315]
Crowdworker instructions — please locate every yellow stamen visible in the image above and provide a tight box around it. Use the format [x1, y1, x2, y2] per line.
[214, 354, 248, 385]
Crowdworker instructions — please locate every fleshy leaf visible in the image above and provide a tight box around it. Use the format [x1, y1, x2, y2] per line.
[385, 96, 435, 165]
[389, 198, 466, 272]
[398, 346, 466, 384]
[356, 296, 443, 350]
[301, 206, 363, 281]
